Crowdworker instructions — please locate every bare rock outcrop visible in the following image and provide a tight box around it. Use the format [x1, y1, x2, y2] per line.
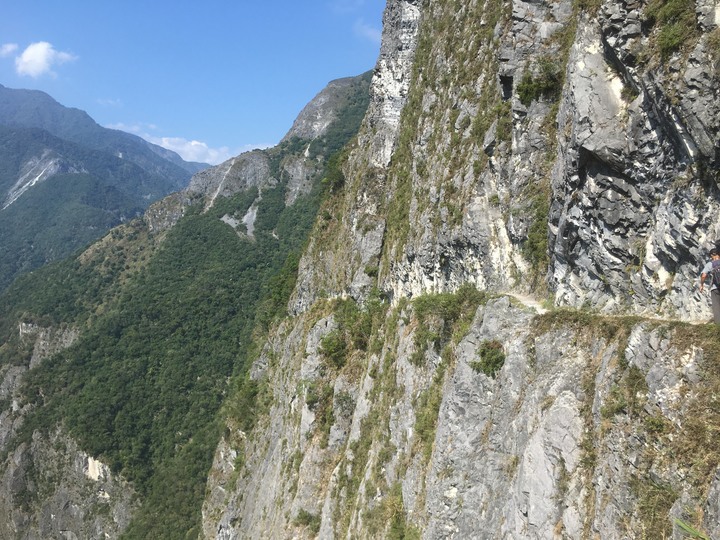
[0, 430, 135, 540]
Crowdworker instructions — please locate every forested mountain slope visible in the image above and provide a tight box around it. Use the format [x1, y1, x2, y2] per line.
[1, 0, 719, 537]
[0, 85, 203, 292]
[0, 72, 371, 538]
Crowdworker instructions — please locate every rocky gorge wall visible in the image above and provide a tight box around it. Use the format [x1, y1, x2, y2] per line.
[0, 68, 375, 538]
[1, 0, 717, 537]
[0, 323, 135, 539]
[204, 294, 720, 539]
[202, 0, 720, 538]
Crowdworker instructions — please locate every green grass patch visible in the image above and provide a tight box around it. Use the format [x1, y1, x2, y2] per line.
[414, 363, 448, 462]
[411, 284, 487, 365]
[517, 56, 564, 106]
[630, 476, 677, 539]
[645, 0, 698, 59]
[600, 365, 648, 419]
[320, 290, 388, 369]
[294, 509, 321, 535]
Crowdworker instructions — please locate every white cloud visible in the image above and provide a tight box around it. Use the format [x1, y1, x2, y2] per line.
[0, 43, 18, 57]
[149, 137, 275, 165]
[107, 122, 267, 165]
[97, 97, 123, 107]
[15, 41, 76, 78]
[354, 19, 382, 44]
[149, 137, 233, 165]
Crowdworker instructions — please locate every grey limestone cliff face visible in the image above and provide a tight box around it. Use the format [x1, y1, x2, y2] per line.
[143, 191, 197, 234]
[550, 0, 720, 320]
[204, 294, 720, 539]
[203, 0, 720, 538]
[294, 0, 720, 324]
[372, 0, 720, 320]
[290, 0, 422, 314]
[357, 0, 422, 170]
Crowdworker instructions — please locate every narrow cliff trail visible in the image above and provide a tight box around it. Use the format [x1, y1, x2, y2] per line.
[505, 292, 549, 315]
[505, 291, 710, 326]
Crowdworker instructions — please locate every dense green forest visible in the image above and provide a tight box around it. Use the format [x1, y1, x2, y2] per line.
[0, 70, 371, 538]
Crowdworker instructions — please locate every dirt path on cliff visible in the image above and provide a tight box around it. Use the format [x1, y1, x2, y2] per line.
[504, 293, 549, 315]
[503, 291, 711, 325]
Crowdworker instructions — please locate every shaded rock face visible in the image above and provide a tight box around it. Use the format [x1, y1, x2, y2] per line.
[282, 154, 317, 206]
[143, 191, 197, 234]
[18, 322, 79, 371]
[202, 0, 720, 539]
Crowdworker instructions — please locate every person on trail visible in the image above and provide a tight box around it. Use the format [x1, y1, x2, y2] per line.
[700, 248, 720, 324]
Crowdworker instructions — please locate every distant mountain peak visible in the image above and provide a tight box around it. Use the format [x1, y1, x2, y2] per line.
[281, 72, 373, 143]
[0, 87, 205, 291]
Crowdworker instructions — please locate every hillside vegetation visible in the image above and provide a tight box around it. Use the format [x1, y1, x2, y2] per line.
[0, 85, 201, 293]
[0, 73, 370, 538]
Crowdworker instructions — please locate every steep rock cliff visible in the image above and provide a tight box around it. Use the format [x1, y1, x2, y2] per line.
[551, 0, 720, 319]
[203, 0, 720, 538]
[147, 72, 373, 235]
[206, 294, 720, 539]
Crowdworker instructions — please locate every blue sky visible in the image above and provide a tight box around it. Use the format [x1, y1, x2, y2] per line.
[0, 1, 385, 164]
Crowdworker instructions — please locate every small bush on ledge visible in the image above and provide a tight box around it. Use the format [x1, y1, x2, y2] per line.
[294, 509, 321, 535]
[470, 339, 506, 378]
[517, 56, 563, 106]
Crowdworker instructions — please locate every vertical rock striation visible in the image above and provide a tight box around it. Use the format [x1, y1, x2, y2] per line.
[551, 0, 720, 319]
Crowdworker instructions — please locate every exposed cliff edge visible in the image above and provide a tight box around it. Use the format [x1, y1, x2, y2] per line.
[203, 0, 720, 539]
[205, 294, 720, 539]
